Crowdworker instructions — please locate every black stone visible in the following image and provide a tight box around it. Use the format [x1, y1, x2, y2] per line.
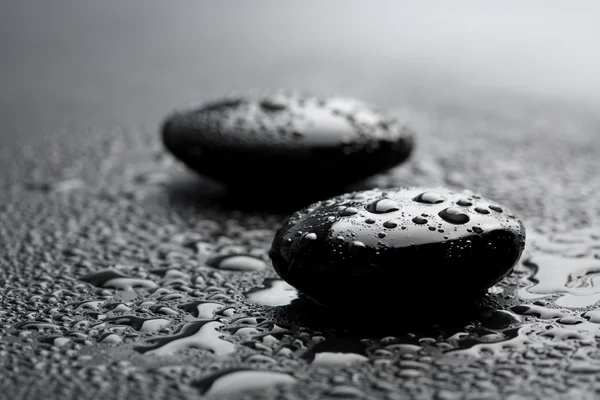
[269, 187, 526, 307]
[161, 92, 414, 193]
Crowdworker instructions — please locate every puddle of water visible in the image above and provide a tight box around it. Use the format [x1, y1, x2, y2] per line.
[96, 316, 170, 333]
[194, 368, 296, 396]
[447, 324, 536, 357]
[520, 255, 600, 307]
[135, 320, 235, 356]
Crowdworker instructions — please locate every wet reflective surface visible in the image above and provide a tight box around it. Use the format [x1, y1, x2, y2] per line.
[1, 1, 600, 399]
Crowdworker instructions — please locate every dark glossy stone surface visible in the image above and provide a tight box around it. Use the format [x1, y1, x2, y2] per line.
[162, 92, 413, 192]
[269, 187, 526, 306]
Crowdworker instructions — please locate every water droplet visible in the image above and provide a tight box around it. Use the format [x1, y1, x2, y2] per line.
[489, 205, 503, 213]
[75, 300, 103, 311]
[413, 192, 446, 204]
[411, 216, 428, 225]
[539, 327, 588, 341]
[326, 386, 365, 398]
[303, 232, 318, 241]
[582, 310, 600, 323]
[339, 207, 359, 216]
[456, 199, 473, 207]
[99, 316, 170, 333]
[98, 333, 122, 344]
[438, 207, 470, 225]
[151, 306, 178, 316]
[81, 269, 158, 291]
[207, 254, 267, 272]
[271, 186, 525, 307]
[511, 304, 567, 319]
[474, 207, 490, 215]
[448, 324, 535, 357]
[194, 368, 296, 396]
[472, 226, 484, 234]
[259, 99, 287, 112]
[367, 198, 401, 214]
[136, 320, 234, 356]
[107, 303, 132, 313]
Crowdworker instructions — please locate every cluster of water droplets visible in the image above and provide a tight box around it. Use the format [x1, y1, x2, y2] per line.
[285, 188, 522, 257]
[5, 115, 600, 398]
[184, 91, 412, 154]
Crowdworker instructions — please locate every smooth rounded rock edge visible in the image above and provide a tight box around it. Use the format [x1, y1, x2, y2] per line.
[269, 187, 526, 308]
[161, 91, 414, 193]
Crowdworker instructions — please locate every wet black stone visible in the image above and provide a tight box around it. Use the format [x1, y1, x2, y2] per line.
[161, 92, 414, 193]
[269, 187, 526, 307]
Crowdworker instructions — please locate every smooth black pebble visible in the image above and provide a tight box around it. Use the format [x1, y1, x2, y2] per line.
[161, 92, 414, 193]
[269, 187, 526, 307]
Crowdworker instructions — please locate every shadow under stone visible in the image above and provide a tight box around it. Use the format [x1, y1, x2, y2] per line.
[163, 172, 378, 215]
[264, 292, 521, 337]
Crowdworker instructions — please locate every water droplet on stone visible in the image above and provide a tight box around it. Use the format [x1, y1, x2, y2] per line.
[413, 192, 446, 204]
[100, 316, 170, 333]
[438, 207, 470, 225]
[412, 216, 428, 225]
[520, 255, 600, 307]
[367, 198, 401, 214]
